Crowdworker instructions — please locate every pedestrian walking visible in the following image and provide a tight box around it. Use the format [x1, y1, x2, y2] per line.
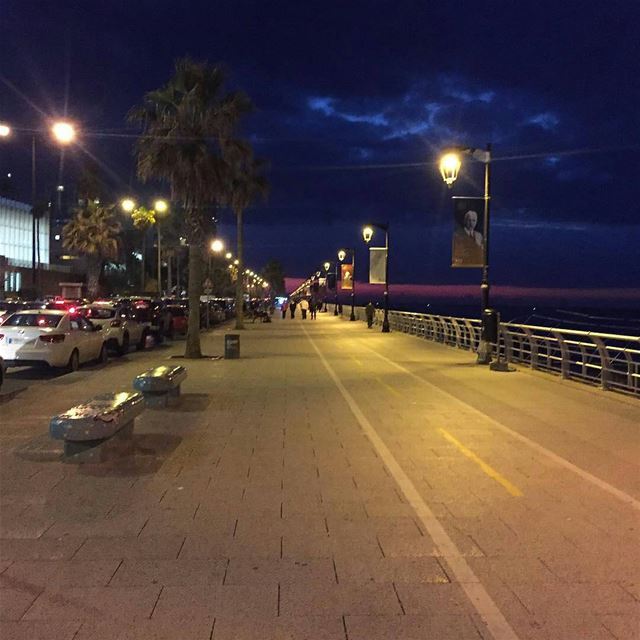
[281, 300, 288, 319]
[310, 300, 317, 320]
[289, 300, 297, 319]
[299, 298, 310, 320]
[365, 301, 375, 328]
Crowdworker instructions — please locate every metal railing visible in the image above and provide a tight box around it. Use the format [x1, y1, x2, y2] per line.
[336, 305, 640, 397]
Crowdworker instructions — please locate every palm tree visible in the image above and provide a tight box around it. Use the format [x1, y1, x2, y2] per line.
[130, 58, 252, 358]
[226, 147, 269, 330]
[62, 201, 121, 298]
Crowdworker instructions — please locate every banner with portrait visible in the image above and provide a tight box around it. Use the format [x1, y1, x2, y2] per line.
[452, 196, 485, 268]
[369, 247, 387, 284]
[341, 263, 353, 290]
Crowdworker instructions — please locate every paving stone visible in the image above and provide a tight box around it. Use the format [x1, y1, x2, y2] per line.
[22, 586, 162, 621]
[213, 615, 345, 639]
[74, 618, 215, 639]
[73, 535, 186, 560]
[0, 620, 81, 640]
[109, 558, 228, 587]
[0, 536, 85, 562]
[394, 582, 477, 615]
[280, 582, 402, 616]
[1, 559, 121, 590]
[224, 557, 336, 587]
[334, 556, 450, 584]
[0, 587, 42, 620]
[345, 613, 483, 640]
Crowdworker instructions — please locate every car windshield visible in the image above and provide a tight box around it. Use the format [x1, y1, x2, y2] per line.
[3, 313, 62, 328]
[80, 307, 116, 320]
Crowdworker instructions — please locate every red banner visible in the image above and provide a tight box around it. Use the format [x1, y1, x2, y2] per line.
[341, 263, 353, 290]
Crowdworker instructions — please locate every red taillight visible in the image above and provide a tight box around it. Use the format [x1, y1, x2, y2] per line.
[110, 320, 121, 327]
[40, 334, 65, 344]
[68, 307, 76, 314]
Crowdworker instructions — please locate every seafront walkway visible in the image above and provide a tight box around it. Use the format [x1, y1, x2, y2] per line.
[0, 312, 638, 639]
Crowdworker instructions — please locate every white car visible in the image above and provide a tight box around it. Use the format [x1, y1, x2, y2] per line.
[78, 304, 147, 355]
[0, 310, 107, 371]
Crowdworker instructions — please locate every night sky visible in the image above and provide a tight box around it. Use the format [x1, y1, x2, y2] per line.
[1, 0, 639, 294]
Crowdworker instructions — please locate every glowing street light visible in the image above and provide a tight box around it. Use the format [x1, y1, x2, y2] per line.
[154, 199, 168, 214]
[0, 124, 11, 137]
[439, 152, 462, 186]
[437, 144, 494, 365]
[225, 252, 232, 260]
[323, 261, 331, 271]
[210, 239, 224, 253]
[338, 247, 357, 321]
[362, 223, 390, 333]
[121, 198, 136, 213]
[51, 121, 76, 145]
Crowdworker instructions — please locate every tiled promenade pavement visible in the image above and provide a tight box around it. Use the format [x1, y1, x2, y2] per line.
[0, 314, 638, 639]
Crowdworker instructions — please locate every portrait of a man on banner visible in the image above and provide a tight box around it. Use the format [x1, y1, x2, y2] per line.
[341, 263, 353, 290]
[452, 196, 485, 268]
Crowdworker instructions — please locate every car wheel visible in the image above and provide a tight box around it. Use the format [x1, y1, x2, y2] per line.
[67, 349, 80, 373]
[118, 332, 130, 356]
[98, 343, 108, 365]
[136, 329, 148, 351]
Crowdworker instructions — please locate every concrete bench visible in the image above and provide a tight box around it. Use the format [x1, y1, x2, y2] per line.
[133, 365, 187, 407]
[50, 391, 144, 460]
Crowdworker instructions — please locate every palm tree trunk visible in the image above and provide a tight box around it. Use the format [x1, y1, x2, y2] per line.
[235, 207, 244, 330]
[185, 215, 203, 358]
[141, 232, 146, 291]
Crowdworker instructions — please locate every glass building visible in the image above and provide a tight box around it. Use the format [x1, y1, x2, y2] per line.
[0, 196, 49, 266]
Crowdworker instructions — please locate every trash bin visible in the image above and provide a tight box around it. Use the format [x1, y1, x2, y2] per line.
[225, 334, 240, 359]
[481, 309, 499, 344]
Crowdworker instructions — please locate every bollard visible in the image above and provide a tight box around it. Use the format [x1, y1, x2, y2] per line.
[225, 334, 240, 359]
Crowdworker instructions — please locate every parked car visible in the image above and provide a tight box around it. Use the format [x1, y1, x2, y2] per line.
[131, 298, 174, 343]
[166, 305, 188, 335]
[78, 303, 147, 355]
[0, 310, 107, 371]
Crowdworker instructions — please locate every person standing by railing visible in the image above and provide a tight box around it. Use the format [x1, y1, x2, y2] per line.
[365, 301, 375, 329]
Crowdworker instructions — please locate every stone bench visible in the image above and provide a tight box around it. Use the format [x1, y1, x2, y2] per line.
[133, 365, 187, 407]
[50, 391, 145, 460]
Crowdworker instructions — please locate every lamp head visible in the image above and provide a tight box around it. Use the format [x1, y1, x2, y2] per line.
[0, 124, 11, 138]
[210, 239, 224, 253]
[337, 249, 346, 262]
[121, 198, 136, 213]
[323, 261, 331, 271]
[225, 252, 232, 260]
[439, 152, 462, 186]
[362, 225, 374, 243]
[154, 199, 169, 214]
[51, 121, 76, 145]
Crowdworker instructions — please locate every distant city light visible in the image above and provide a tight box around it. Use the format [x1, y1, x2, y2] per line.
[56, 185, 64, 192]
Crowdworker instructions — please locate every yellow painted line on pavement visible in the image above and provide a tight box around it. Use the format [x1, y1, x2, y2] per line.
[375, 376, 401, 397]
[358, 339, 640, 513]
[438, 428, 523, 497]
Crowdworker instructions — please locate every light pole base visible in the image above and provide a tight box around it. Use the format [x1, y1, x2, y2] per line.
[382, 323, 390, 333]
[490, 359, 514, 372]
[476, 339, 492, 365]
[349, 313, 355, 321]
[334, 309, 338, 316]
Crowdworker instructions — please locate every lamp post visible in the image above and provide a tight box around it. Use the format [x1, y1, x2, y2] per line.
[439, 143, 493, 364]
[1, 121, 77, 293]
[121, 197, 169, 294]
[338, 247, 356, 321]
[362, 223, 390, 333]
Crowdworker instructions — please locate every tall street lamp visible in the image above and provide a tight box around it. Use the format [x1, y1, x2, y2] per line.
[439, 143, 493, 364]
[154, 199, 169, 295]
[338, 247, 356, 321]
[323, 261, 339, 314]
[362, 223, 390, 333]
[1, 121, 77, 292]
